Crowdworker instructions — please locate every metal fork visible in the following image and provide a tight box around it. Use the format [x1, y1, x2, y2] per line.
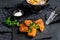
[45, 7, 60, 25]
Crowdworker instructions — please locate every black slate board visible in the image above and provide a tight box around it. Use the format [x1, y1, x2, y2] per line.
[0, 0, 60, 40]
[13, 22, 60, 40]
[0, 9, 12, 32]
[0, 33, 12, 40]
[12, 6, 60, 40]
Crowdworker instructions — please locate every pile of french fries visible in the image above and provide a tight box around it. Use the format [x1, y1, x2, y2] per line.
[27, 0, 40, 5]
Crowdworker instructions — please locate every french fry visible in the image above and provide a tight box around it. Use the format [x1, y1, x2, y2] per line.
[27, 0, 40, 5]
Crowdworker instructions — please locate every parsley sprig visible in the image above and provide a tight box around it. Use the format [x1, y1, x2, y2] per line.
[28, 22, 39, 32]
[4, 16, 19, 27]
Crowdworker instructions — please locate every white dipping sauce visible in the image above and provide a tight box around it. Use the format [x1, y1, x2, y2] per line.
[14, 12, 22, 17]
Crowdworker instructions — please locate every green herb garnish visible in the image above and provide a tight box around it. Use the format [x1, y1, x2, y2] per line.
[28, 22, 39, 32]
[4, 16, 19, 27]
[28, 27, 32, 32]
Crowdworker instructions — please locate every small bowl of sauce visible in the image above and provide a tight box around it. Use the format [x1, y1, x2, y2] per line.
[13, 10, 24, 17]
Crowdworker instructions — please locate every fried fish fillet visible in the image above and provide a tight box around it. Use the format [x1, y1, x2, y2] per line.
[24, 20, 32, 26]
[28, 27, 37, 37]
[35, 19, 45, 32]
[19, 23, 28, 32]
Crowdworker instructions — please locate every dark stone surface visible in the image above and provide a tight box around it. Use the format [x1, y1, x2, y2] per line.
[0, 9, 12, 32]
[0, 33, 12, 40]
[13, 22, 60, 40]
[0, 0, 60, 40]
